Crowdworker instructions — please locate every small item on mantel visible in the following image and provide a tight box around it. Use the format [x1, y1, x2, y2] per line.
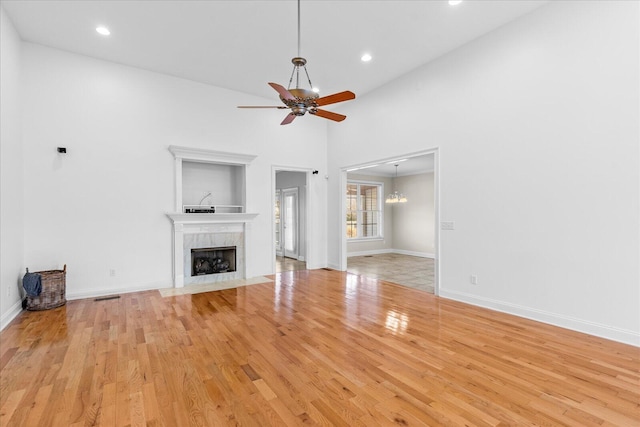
[184, 205, 216, 213]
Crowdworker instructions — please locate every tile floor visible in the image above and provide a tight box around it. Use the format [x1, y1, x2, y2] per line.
[347, 253, 435, 293]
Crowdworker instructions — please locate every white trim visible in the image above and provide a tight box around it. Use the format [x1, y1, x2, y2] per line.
[166, 213, 258, 224]
[439, 289, 640, 347]
[326, 262, 341, 271]
[347, 249, 391, 257]
[168, 145, 257, 165]
[391, 249, 435, 258]
[0, 300, 23, 331]
[347, 248, 435, 258]
[67, 280, 172, 301]
[347, 237, 384, 243]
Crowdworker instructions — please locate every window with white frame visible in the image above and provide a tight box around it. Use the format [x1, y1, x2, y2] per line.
[347, 181, 383, 239]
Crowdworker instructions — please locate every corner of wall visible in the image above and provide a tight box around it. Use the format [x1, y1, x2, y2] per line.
[0, 6, 25, 330]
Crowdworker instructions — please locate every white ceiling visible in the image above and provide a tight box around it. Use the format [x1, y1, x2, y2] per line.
[3, 0, 549, 102]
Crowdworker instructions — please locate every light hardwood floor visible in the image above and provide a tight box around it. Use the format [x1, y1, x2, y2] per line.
[1, 269, 638, 426]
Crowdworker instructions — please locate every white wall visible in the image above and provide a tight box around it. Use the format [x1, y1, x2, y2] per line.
[0, 8, 25, 329]
[392, 172, 435, 256]
[19, 43, 328, 301]
[328, 1, 639, 345]
[182, 162, 243, 207]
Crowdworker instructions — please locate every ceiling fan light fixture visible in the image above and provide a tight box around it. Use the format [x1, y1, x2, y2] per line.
[236, 0, 355, 125]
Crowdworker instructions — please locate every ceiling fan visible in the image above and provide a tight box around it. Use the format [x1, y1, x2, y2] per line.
[237, 0, 356, 125]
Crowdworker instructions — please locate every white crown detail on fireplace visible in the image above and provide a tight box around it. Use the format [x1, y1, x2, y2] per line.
[166, 146, 258, 288]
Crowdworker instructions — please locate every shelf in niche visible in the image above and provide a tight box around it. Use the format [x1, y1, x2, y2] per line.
[169, 145, 257, 214]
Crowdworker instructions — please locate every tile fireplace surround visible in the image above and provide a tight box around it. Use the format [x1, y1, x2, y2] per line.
[167, 213, 258, 288]
[167, 145, 259, 289]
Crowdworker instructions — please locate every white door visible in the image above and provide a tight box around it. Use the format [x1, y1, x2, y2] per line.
[275, 189, 282, 256]
[282, 188, 298, 259]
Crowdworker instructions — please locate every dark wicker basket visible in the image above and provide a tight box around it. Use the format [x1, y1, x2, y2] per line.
[26, 264, 67, 311]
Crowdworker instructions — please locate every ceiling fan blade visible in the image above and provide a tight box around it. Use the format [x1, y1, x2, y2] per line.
[237, 106, 287, 109]
[315, 91, 356, 107]
[281, 113, 297, 125]
[311, 109, 346, 122]
[269, 82, 296, 101]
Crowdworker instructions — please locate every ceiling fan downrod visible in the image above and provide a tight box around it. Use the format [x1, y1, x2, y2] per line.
[288, 0, 314, 91]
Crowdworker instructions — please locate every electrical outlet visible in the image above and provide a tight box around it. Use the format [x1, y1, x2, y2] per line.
[441, 221, 455, 230]
[470, 275, 478, 285]
[109, 269, 116, 277]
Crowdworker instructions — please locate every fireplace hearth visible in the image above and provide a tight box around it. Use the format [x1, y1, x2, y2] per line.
[191, 246, 236, 276]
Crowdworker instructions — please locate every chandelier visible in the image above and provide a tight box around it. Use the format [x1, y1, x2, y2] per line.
[385, 164, 407, 204]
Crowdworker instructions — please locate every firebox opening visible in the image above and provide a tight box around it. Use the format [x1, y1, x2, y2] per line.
[191, 246, 236, 276]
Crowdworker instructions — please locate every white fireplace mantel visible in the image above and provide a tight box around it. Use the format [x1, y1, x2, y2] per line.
[167, 213, 258, 288]
[167, 213, 258, 225]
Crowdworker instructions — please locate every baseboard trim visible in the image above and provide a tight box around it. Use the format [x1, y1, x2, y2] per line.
[347, 249, 390, 257]
[326, 262, 341, 271]
[392, 249, 435, 259]
[347, 249, 434, 259]
[439, 289, 640, 347]
[67, 280, 173, 301]
[1, 299, 24, 331]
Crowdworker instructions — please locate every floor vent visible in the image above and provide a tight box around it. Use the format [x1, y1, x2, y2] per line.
[94, 295, 121, 301]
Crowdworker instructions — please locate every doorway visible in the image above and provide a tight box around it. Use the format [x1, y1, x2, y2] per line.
[274, 170, 308, 272]
[341, 150, 440, 294]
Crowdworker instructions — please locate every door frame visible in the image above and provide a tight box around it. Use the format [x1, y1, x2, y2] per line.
[339, 148, 441, 295]
[272, 166, 311, 273]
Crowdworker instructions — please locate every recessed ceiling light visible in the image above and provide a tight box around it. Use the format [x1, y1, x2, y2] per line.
[361, 53, 372, 62]
[449, 0, 463, 5]
[96, 26, 111, 36]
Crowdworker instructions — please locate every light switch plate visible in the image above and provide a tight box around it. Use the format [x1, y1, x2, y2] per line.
[441, 221, 455, 230]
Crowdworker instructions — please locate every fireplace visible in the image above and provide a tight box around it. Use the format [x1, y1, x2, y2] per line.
[191, 246, 236, 276]
[167, 213, 258, 287]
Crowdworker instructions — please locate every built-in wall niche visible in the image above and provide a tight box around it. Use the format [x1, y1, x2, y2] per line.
[182, 161, 244, 212]
[169, 145, 257, 214]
